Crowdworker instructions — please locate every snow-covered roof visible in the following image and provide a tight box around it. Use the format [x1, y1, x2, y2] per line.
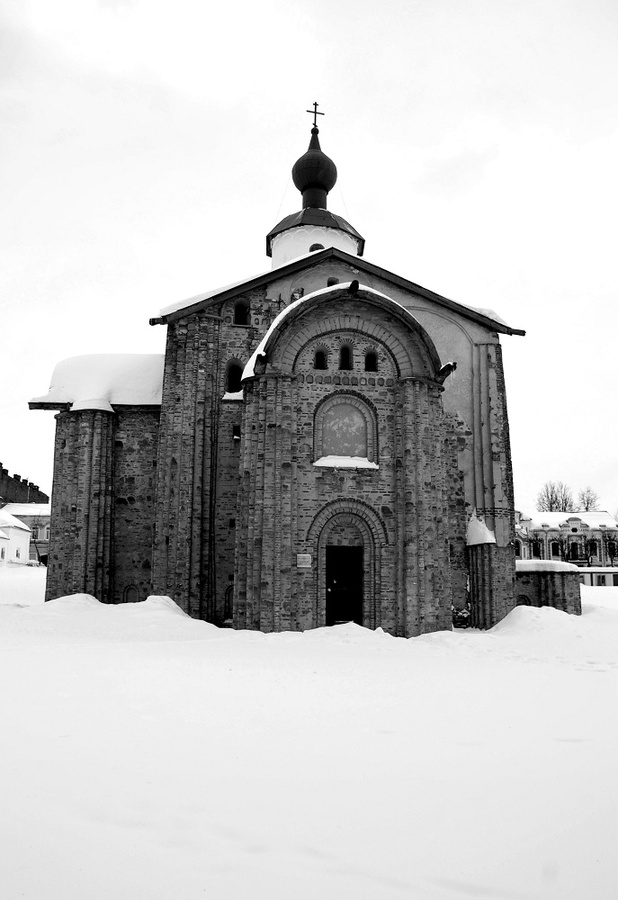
[516, 560, 580, 573]
[466, 511, 497, 546]
[155, 247, 524, 336]
[30, 355, 164, 412]
[2, 503, 51, 518]
[520, 511, 617, 530]
[0, 510, 31, 532]
[242, 281, 436, 380]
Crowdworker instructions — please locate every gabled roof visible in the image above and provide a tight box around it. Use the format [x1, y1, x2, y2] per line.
[153, 247, 525, 336]
[0, 510, 31, 532]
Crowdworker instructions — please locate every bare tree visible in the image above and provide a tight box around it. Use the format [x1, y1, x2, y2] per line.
[577, 487, 600, 511]
[536, 481, 574, 513]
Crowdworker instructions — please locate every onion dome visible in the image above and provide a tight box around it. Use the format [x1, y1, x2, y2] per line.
[292, 127, 337, 210]
[266, 123, 364, 263]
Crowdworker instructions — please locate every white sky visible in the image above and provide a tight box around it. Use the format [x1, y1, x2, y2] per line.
[2, 0, 617, 515]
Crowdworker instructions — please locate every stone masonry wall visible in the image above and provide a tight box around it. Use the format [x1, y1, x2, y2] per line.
[46, 409, 115, 602]
[516, 562, 582, 615]
[234, 295, 465, 636]
[111, 408, 159, 604]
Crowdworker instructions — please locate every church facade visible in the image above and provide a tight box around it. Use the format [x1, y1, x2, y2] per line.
[31, 122, 524, 636]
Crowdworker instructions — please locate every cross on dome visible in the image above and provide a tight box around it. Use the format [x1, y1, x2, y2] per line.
[305, 101, 325, 128]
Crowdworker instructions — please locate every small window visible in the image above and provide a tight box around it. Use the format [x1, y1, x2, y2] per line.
[232, 425, 241, 442]
[589, 540, 598, 556]
[32, 527, 39, 540]
[339, 345, 353, 370]
[570, 542, 579, 560]
[227, 364, 243, 393]
[514, 540, 521, 558]
[551, 541, 560, 557]
[15, 549, 20, 559]
[309, 243, 324, 252]
[364, 350, 378, 372]
[532, 540, 541, 559]
[314, 349, 327, 370]
[233, 302, 249, 325]
[1, 548, 5, 560]
[327, 276, 339, 286]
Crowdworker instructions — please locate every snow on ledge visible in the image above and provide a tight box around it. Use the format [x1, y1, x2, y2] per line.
[222, 391, 244, 401]
[466, 511, 496, 546]
[313, 456, 378, 469]
[516, 560, 580, 573]
[31, 354, 164, 410]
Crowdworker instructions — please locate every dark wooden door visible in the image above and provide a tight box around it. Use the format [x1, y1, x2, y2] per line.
[325, 546, 363, 625]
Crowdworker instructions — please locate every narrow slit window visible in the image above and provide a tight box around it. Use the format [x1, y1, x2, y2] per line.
[234, 302, 249, 325]
[364, 350, 378, 372]
[339, 345, 352, 370]
[314, 349, 327, 370]
[227, 364, 243, 393]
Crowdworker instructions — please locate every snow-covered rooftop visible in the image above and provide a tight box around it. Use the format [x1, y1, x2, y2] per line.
[0, 510, 31, 532]
[516, 560, 580, 573]
[157, 247, 523, 336]
[1, 503, 51, 519]
[30, 355, 164, 411]
[519, 510, 617, 530]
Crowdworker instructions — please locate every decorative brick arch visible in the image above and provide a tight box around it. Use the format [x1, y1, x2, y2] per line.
[307, 499, 388, 629]
[307, 499, 389, 547]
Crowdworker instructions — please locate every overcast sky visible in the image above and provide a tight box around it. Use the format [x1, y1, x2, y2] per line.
[2, 0, 617, 515]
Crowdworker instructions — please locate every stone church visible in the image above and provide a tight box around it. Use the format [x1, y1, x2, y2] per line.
[31, 118, 525, 636]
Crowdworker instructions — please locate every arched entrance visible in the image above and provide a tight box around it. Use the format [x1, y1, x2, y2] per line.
[316, 511, 377, 627]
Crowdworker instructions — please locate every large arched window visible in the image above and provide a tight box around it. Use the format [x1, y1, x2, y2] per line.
[314, 394, 377, 466]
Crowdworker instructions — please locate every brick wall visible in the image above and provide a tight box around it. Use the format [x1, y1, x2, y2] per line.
[516, 561, 582, 615]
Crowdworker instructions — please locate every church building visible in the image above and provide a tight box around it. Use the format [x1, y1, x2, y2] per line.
[31, 114, 525, 636]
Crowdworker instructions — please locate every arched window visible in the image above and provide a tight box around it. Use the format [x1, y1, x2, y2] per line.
[226, 363, 243, 393]
[551, 541, 560, 557]
[339, 344, 353, 370]
[309, 243, 324, 252]
[532, 540, 541, 559]
[233, 302, 249, 326]
[364, 350, 378, 372]
[314, 349, 327, 370]
[323, 404, 367, 457]
[314, 394, 377, 465]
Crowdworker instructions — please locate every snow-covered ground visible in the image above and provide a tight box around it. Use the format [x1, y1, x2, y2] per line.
[1, 566, 617, 900]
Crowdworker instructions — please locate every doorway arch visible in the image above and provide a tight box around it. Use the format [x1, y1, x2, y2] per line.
[308, 500, 387, 629]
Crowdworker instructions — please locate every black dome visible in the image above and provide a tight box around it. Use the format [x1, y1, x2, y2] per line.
[292, 127, 337, 208]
